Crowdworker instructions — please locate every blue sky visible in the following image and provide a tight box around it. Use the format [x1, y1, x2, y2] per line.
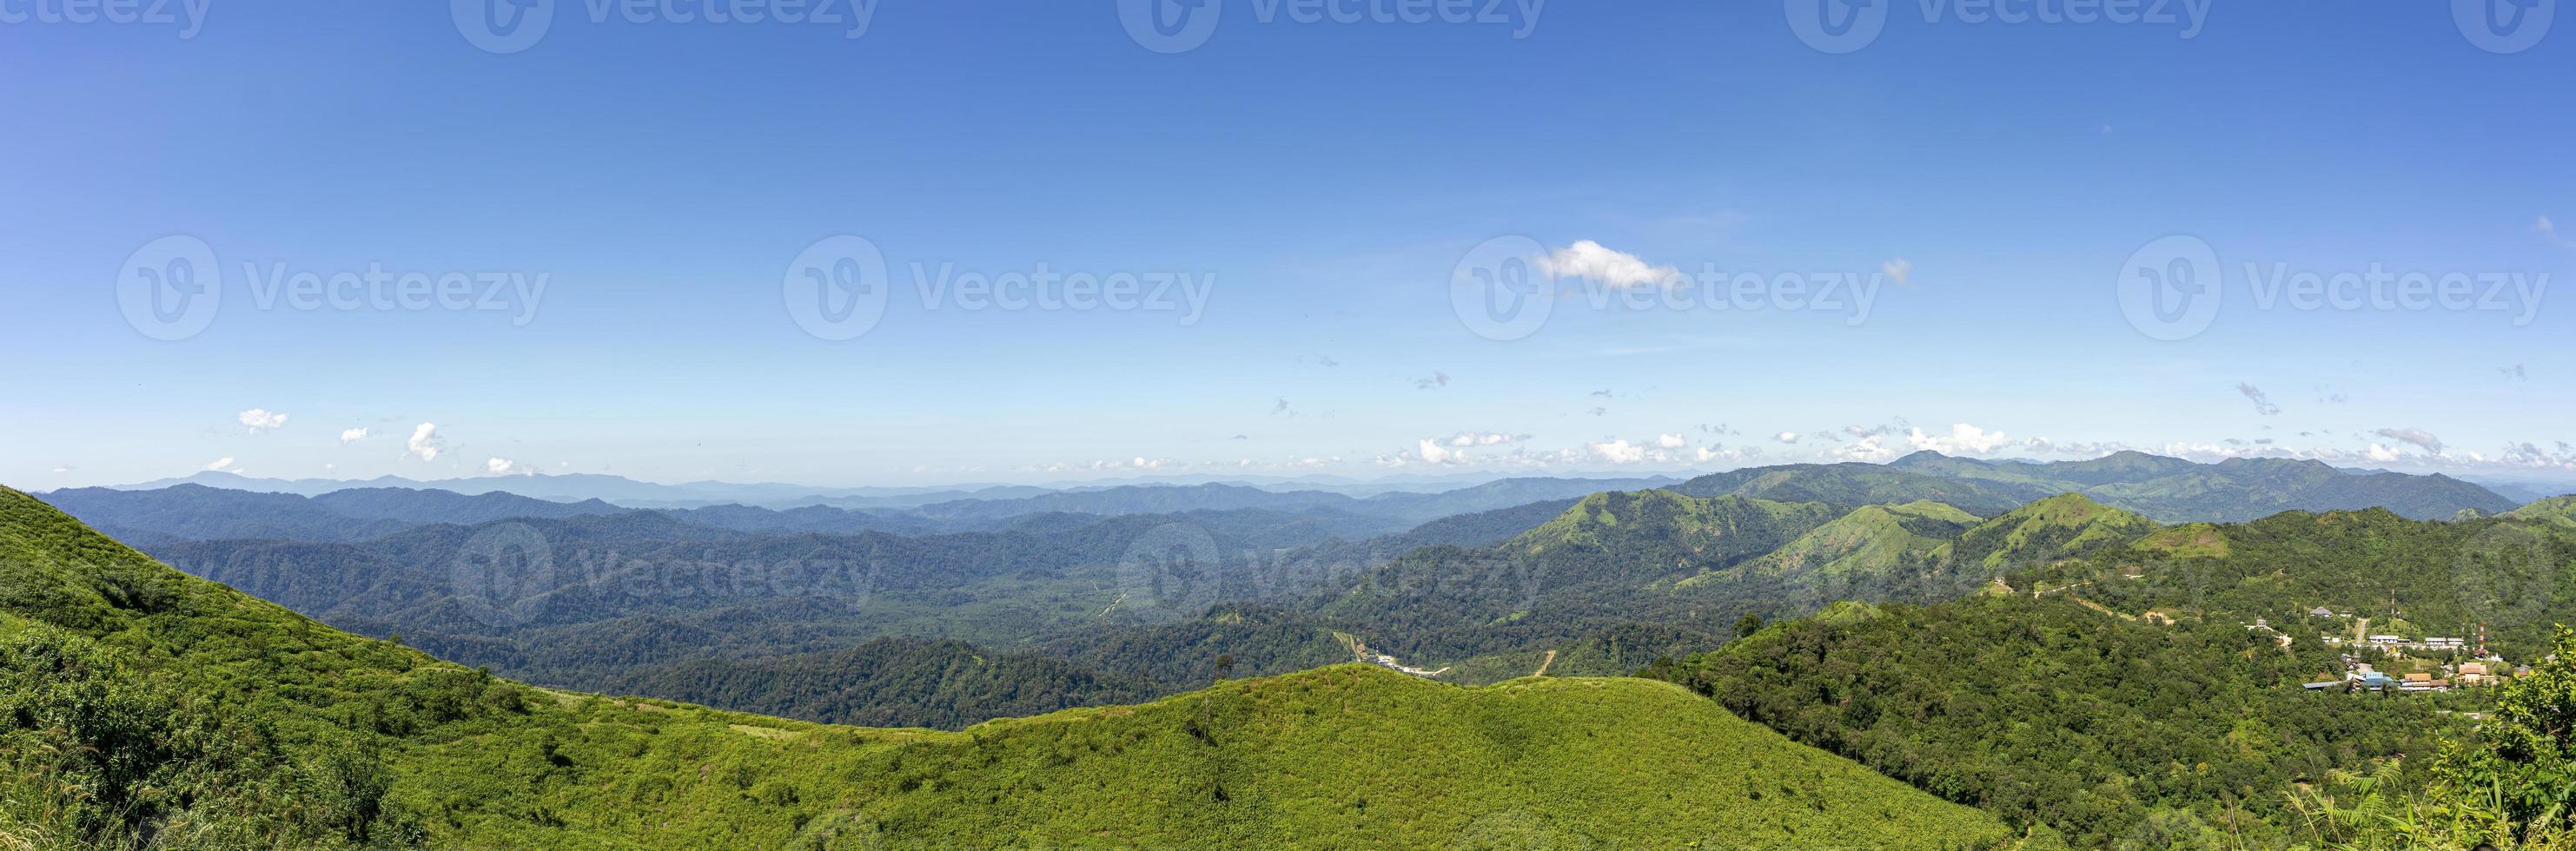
[3, 1, 2571, 489]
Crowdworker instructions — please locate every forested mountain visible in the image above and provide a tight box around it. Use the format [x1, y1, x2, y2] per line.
[1887, 451, 2520, 522]
[0, 486, 2020, 848]
[1643, 501, 2576, 848]
[40, 484, 623, 544]
[1674, 463, 2040, 515]
[1643, 595, 2449, 848]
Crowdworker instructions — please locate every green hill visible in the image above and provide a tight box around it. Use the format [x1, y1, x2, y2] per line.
[0, 486, 2017, 849]
[1674, 464, 2042, 516]
[1942, 492, 2160, 571]
[2506, 495, 2576, 530]
[1738, 500, 1982, 593]
[1507, 489, 1841, 571]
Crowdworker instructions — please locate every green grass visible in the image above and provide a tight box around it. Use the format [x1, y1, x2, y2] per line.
[0, 486, 2020, 849]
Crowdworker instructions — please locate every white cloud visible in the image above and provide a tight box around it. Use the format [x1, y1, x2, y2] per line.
[1835, 435, 1897, 461]
[1881, 258, 1913, 287]
[1774, 432, 1800, 444]
[202, 457, 237, 472]
[1654, 433, 1687, 450]
[486, 458, 530, 476]
[1418, 439, 1459, 465]
[1445, 432, 1525, 448]
[2373, 428, 2445, 455]
[340, 427, 370, 445]
[405, 423, 444, 462]
[2236, 383, 2281, 416]
[1906, 423, 2013, 455]
[238, 408, 289, 433]
[1533, 241, 1679, 289]
[1589, 439, 1647, 465]
[2366, 444, 2403, 463]
[2539, 215, 2576, 248]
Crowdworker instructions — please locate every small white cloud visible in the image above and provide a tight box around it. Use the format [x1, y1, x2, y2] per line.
[1907, 423, 2013, 455]
[1774, 432, 1801, 444]
[238, 408, 289, 433]
[1534, 241, 1680, 289]
[2539, 215, 2576, 248]
[1654, 433, 1687, 450]
[486, 458, 530, 476]
[2235, 383, 2281, 416]
[2373, 428, 2444, 455]
[1590, 439, 1647, 465]
[2366, 444, 2403, 463]
[1881, 258, 1914, 287]
[341, 427, 370, 445]
[405, 423, 444, 462]
[1835, 436, 1897, 462]
[202, 457, 237, 472]
[1419, 439, 1459, 465]
[1446, 432, 1525, 448]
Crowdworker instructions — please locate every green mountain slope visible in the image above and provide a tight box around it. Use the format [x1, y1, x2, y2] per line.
[1674, 463, 2043, 516]
[1507, 490, 1842, 571]
[1942, 492, 2160, 571]
[1738, 500, 1982, 591]
[0, 486, 2018, 849]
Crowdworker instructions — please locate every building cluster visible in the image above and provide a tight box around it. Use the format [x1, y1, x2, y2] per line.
[2305, 656, 2520, 694]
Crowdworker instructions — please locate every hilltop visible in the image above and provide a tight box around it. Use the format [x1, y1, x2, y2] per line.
[0, 486, 2017, 849]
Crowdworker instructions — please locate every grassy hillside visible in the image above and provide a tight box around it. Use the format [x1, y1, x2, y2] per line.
[1942, 492, 2160, 571]
[0, 486, 2020, 849]
[1675, 464, 2043, 516]
[1738, 499, 1981, 591]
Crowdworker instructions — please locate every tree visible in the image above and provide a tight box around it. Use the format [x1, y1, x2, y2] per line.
[1734, 614, 1764, 640]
